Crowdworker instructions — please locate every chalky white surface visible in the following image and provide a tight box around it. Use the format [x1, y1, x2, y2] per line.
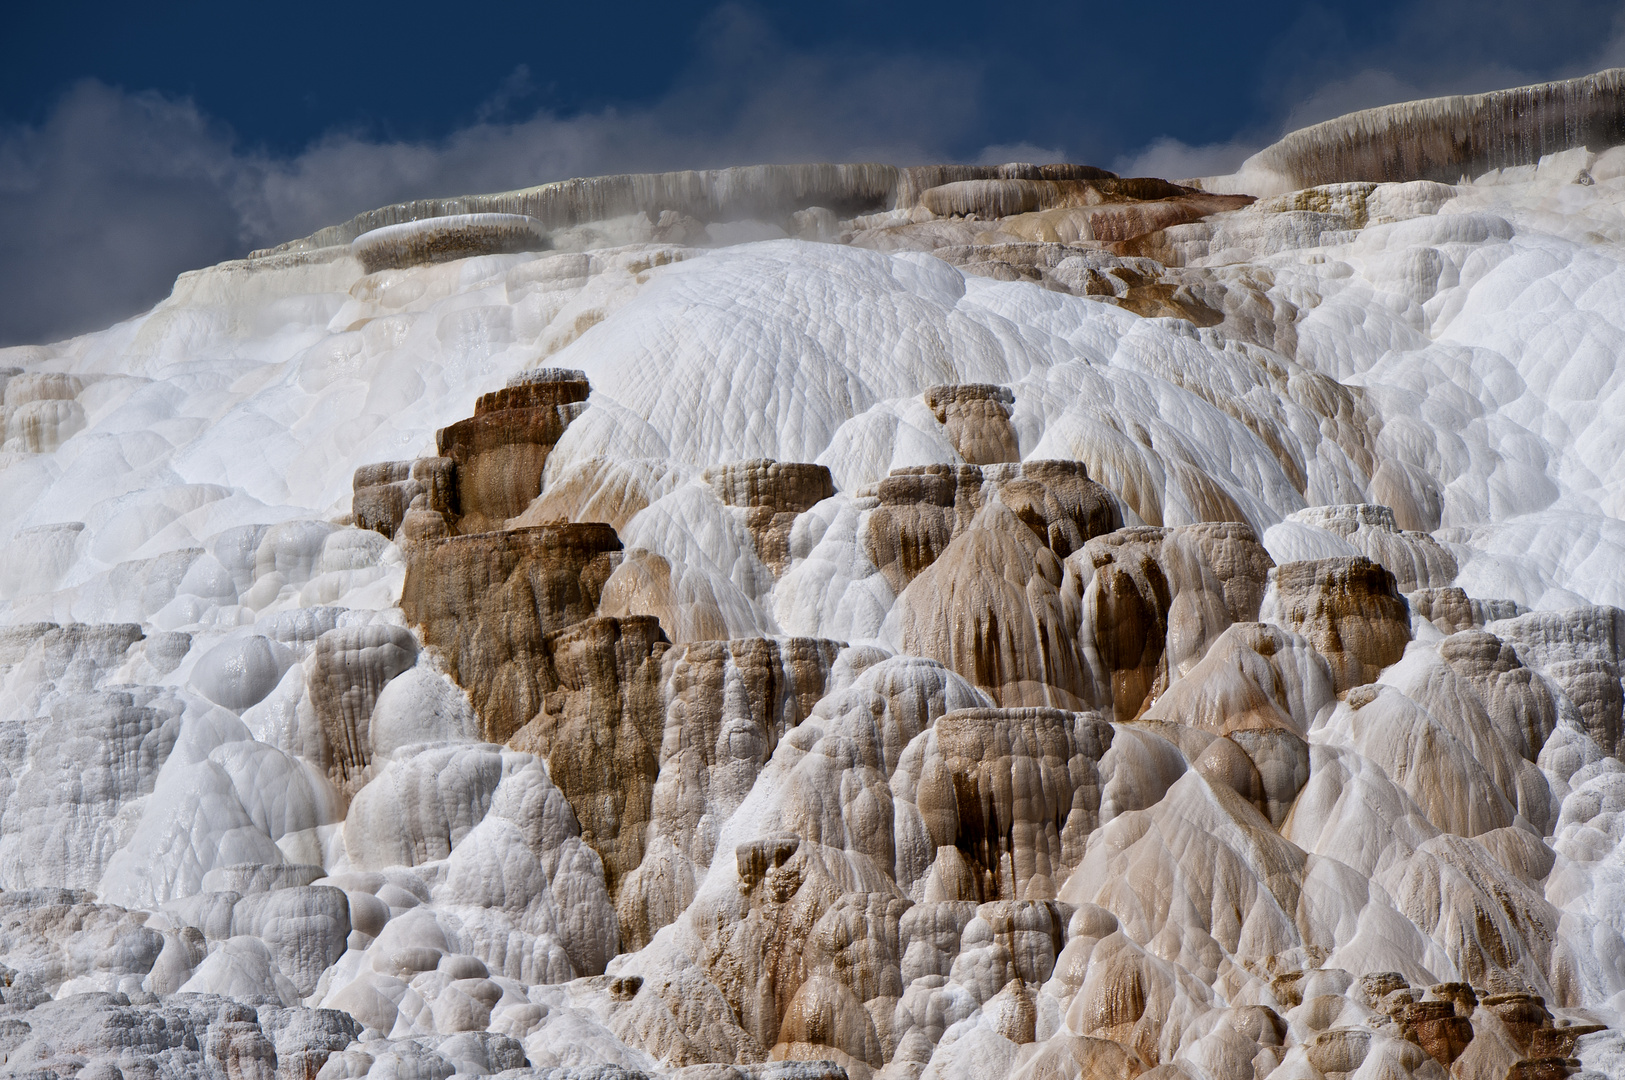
[2, 151, 1625, 1077]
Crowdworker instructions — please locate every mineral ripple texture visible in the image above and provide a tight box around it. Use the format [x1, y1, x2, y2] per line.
[6, 67, 1625, 1080]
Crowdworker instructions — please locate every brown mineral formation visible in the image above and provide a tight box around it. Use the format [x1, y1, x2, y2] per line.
[616, 636, 842, 950]
[595, 547, 735, 644]
[912, 176, 1254, 255]
[515, 456, 684, 533]
[400, 522, 622, 743]
[891, 501, 1090, 708]
[705, 459, 836, 572]
[1142, 623, 1317, 825]
[1173, 520, 1276, 624]
[1072, 527, 1172, 721]
[1398, 999, 1474, 1066]
[307, 624, 420, 796]
[1289, 503, 1457, 590]
[864, 465, 987, 593]
[1492, 606, 1625, 758]
[994, 459, 1119, 559]
[352, 368, 590, 537]
[924, 383, 1020, 465]
[435, 369, 590, 533]
[1409, 586, 1522, 635]
[865, 460, 1116, 597]
[1438, 629, 1560, 762]
[1486, 993, 1556, 1055]
[878, 464, 1138, 709]
[1529, 1022, 1607, 1058]
[916, 707, 1112, 901]
[1264, 556, 1411, 694]
[509, 615, 672, 893]
[352, 457, 456, 539]
[676, 836, 905, 1064]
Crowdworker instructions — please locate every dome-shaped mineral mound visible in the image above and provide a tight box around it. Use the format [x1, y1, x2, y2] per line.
[351, 213, 550, 272]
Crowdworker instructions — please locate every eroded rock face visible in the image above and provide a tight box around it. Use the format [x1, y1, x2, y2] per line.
[437, 370, 591, 534]
[1262, 556, 1411, 695]
[860, 460, 1118, 602]
[909, 177, 1256, 258]
[1410, 586, 1524, 635]
[307, 624, 420, 796]
[1141, 622, 1326, 825]
[354, 367, 592, 539]
[400, 522, 622, 742]
[864, 465, 987, 594]
[509, 615, 672, 896]
[996, 460, 1120, 561]
[352, 457, 456, 540]
[1067, 521, 1276, 722]
[870, 465, 1134, 711]
[1438, 629, 1560, 762]
[910, 707, 1111, 902]
[890, 501, 1089, 709]
[924, 384, 1020, 465]
[619, 636, 842, 951]
[707, 460, 836, 573]
[1072, 527, 1173, 721]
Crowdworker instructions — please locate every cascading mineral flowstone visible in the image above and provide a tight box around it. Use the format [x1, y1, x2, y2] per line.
[7, 67, 1625, 1079]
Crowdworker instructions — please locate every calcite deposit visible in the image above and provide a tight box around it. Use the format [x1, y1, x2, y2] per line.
[3, 68, 1625, 1080]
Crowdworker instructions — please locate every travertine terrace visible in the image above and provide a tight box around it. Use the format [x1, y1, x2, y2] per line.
[3, 69, 1625, 1080]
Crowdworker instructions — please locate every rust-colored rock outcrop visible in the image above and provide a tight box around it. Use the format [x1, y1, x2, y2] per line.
[1263, 556, 1411, 695]
[891, 500, 1090, 708]
[352, 368, 591, 539]
[924, 383, 1021, 465]
[865, 464, 988, 593]
[706, 459, 836, 573]
[1068, 520, 1275, 722]
[1073, 527, 1173, 721]
[352, 457, 456, 539]
[437, 370, 591, 533]
[923, 707, 1112, 901]
[509, 615, 672, 893]
[400, 522, 623, 743]
[1399, 999, 1474, 1066]
[868, 458, 1119, 709]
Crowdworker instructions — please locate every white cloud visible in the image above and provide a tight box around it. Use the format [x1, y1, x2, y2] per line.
[0, 82, 251, 346]
[0, 6, 987, 346]
[1110, 137, 1260, 183]
[973, 142, 1070, 167]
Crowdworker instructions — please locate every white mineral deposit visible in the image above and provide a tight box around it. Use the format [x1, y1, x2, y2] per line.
[2, 68, 1625, 1080]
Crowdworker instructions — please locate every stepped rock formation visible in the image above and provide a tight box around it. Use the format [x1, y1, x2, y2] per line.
[399, 521, 623, 742]
[1237, 68, 1625, 194]
[352, 214, 553, 273]
[6, 70, 1625, 1080]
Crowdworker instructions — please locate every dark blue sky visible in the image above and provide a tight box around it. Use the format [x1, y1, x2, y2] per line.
[3, 0, 1622, 345]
